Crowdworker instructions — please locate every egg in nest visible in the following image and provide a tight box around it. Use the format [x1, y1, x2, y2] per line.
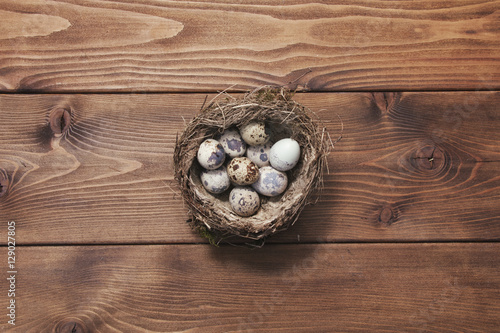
[227, 157, 259, 185]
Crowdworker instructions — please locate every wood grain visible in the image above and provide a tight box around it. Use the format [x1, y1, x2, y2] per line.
[0, 0, 498, 92]
[3, 243, 499, 332]
[0, 92, 499, 244]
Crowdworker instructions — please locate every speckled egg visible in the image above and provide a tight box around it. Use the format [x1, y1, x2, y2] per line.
[197, 139, 225, 170]
[229, 187, 260, 217]
[246, 141, 272, 167]
[239, 121, 270, 146]
[218, 129, 247, 158]
[252, 166, 288, 197]
[270, 138, 300, 171]
[227, 157, 259, 185]
[200, 166, 231, 194]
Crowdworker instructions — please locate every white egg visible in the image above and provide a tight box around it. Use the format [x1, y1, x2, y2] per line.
[229, 187, 260, 217]
[270, 138, 300, 171]
[218, 129, 247, 158]
[252, 166, 288, 197]
[246, 142, 272, 167]
[227, 157, 259, 185]
[200, 166, 230, 194]
[239, 121, 270, 146]
[197, 139, 225, 170]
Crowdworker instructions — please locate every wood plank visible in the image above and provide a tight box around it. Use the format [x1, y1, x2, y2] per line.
[286, 91, 500, 243]
[3, 243, 499, 332]
[0, 92, 499, 244]
[0, 0, 499, 92]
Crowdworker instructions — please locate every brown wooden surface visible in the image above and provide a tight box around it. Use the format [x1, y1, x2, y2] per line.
[1, 92, 499, 245]
[1, 1, 499, 331]
[2, 243, 499, 332]
[0, 0, 499, 92]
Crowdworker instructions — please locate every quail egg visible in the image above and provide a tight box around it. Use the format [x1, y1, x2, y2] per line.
[218, 128, 247, 158]
[197, 139, 225, 170]
[200, 166, 231, 194]
[227, 157, 259, 185]
[269, 138, 300, 171]
[246, 141, 272, 167]
[252, 166, 288, 197]
[229, 186, 260, 217]
[239, 121, 270, 146]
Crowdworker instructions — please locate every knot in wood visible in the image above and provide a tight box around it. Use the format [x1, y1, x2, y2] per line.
[412, 145, 445, 172]
[377, 204, 400, 226]
[0, 171, 8, 198]
[49, 108, 71, 136]
[371, 92, 400, 114]
[55, 320, 87, 333]
[378, 207, 395, 225]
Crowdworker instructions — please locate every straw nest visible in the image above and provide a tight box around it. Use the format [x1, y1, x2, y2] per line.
[174, 87, 332, 244]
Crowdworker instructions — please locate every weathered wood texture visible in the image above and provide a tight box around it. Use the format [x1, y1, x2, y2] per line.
[1, 92, 499, 244]
[0, 0, 499, 92]
[2, 243, 499, 332]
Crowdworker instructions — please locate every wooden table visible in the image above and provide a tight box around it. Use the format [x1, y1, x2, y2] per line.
[1, 1, 499, 332]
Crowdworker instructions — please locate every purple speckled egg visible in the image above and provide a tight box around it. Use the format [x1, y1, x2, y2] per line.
[218, 129, 247, 158]
[246, 142, 272, 167]
[229, 187, 260, 217]
[252, 166, 288, 197]
[197, 139, 225, 170]
[200, 166, 231, 194]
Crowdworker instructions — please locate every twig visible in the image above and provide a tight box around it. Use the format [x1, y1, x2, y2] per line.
[205, 84, 238, 110]
[332, 114, 344, 146]
[283, 68, 312, 88]
[199, 95, 208, 112]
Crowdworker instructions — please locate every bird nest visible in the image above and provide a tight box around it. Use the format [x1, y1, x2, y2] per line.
[174, 87, 332, 245]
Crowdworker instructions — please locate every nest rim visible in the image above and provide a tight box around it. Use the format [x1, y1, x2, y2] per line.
[174, 87, 332, 244]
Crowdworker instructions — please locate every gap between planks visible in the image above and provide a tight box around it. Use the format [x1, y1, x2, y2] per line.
[1, 88, 500, 95]
[2, 240, 500, 248]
